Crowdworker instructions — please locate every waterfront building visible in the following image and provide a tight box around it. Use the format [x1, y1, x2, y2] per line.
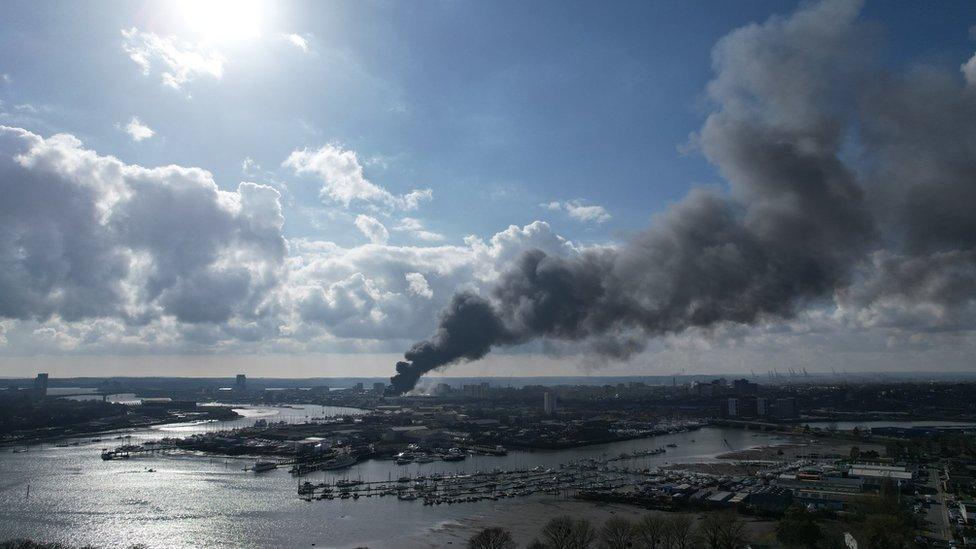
[773, 397, 798, 419]
[732, 378, 758, 396]
[461, 384, 487, 398]
[727, 397, 738, 417]
[33, 373, 49, 398]
[543, 391, 556, 415]
[756, 397, 768, 417]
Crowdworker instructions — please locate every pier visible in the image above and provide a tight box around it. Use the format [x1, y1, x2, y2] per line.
[100, 443, 179, 460]
[296, 466, 633, 505]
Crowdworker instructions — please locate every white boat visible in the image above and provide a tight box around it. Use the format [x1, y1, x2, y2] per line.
[250, 460, 277, 472]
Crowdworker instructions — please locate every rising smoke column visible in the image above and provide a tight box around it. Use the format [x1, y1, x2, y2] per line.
[392, 292, 516, 393]
[390, 0, 976, 393]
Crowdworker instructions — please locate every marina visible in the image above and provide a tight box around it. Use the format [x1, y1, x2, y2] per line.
[0, 405, 790, 549]
[296, 467, 631, 505]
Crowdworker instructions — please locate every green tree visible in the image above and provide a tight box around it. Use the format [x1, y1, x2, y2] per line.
[776, 506, 822, 548]
[860, 515, 912, 549]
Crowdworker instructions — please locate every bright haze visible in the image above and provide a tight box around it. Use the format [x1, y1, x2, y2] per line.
[0, 0, 974, 381]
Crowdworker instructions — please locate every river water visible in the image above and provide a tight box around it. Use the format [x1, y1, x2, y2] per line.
[0, 405, 791, 548]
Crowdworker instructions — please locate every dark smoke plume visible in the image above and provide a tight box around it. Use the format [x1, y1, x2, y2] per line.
[392, 292, 515, 393]
[390, 0, 976, 393]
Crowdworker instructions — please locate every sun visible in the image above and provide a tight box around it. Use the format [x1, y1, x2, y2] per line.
[176, 0, 264, 42]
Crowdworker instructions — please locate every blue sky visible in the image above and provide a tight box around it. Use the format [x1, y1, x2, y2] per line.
[1, 0, 975, 378]
[3, 1, 974, 244]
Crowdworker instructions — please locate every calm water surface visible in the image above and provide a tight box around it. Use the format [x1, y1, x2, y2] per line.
[0, 405, 789, 548]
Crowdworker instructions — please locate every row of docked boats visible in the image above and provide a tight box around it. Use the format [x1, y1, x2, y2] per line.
[288, 452, 358, 475]
[394, 447, 467, 465]
[297, 466, 628, 505]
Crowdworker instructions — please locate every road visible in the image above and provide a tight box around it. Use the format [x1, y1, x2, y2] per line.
[924, 465, 953, 546]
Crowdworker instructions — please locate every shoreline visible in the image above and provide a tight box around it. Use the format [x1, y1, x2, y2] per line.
[0, 406, 242, 449]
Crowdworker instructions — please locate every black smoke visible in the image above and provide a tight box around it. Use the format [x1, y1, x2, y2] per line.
[389, 0, 976, 393]
[391, 292, 515, 394]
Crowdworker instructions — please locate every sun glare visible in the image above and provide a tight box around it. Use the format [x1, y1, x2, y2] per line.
[176, 0, 264, 41]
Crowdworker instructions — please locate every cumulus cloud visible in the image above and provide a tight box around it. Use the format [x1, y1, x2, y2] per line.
[354, 214, 389, 245]
[394, 217, 445, 242]
[405, 272, 433, 299]
[123, 117, 154, 141]
[0, 126, 284, 329]
[0, 129, 578, 355]
[542, 199, 611, 223]
[280, 219, 580, 345]
[121, 28, 225, 91]
[283, 143, 432, 211]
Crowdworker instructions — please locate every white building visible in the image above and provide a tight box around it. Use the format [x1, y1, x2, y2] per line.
[543, 392, 556, 415]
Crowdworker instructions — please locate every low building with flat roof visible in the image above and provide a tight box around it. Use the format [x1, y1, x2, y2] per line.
[959, 501, 976, 525]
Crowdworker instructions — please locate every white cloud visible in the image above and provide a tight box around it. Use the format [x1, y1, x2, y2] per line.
[283, 143, 432, 210]
[284, 33, 310, 53]
[405, 272, 433, 299]
[543, 199, 611, 223]
[121, 28, 226, 91]
[354, 214, 390, 245]
[0, 126, 284, 330]
[0, 127, 592, 354]
[284, 219, 577, 343]
[123, 116, 155, 142]
[241, 156, 259, 173]
[400, 188, 433, 210]
[0, 134, 970, 373]
[394, 217, 445, 242]
[565, 202, 611, 223]
[963, 52, 976, 86]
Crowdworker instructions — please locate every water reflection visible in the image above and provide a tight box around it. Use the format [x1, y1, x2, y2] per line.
[0, 406, 786, 548]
